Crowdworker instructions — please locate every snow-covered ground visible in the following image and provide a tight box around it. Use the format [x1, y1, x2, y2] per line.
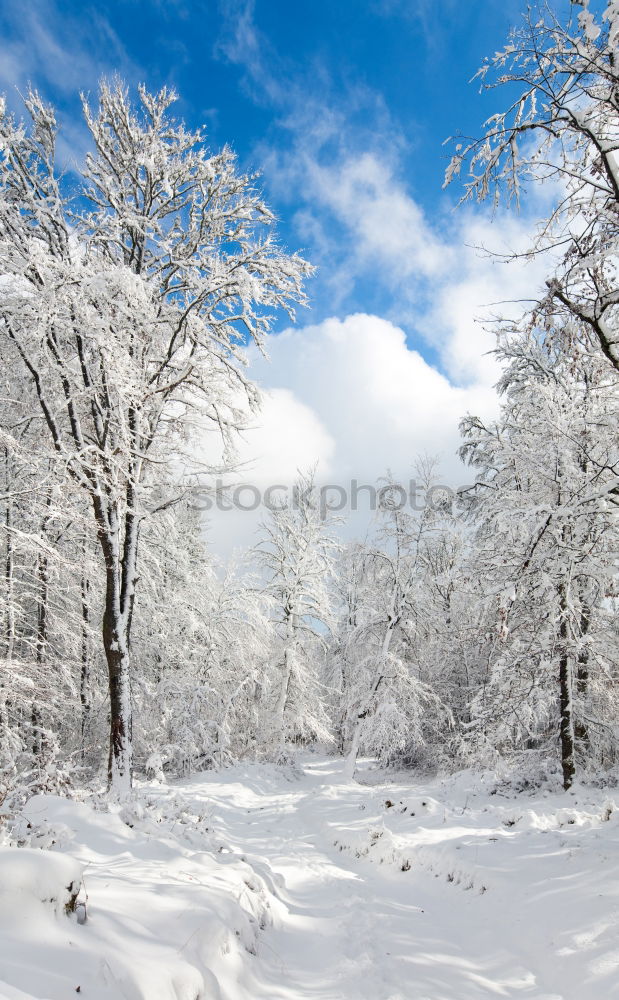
[2, 755, 619, 999]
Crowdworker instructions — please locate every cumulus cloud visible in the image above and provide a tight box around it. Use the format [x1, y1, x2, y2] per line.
[247, 314, 497, 481]
[286, 149, 552, 391]
[235, 387, 336, 486]
[203, 2, 558, 557]
[198, 386, 337, 559]
[201, 313, 500, 558]
[422, 209, 554, 386]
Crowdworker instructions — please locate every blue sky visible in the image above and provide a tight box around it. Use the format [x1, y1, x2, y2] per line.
[0, 0, 537, 338]
[0, 0, 564, 550]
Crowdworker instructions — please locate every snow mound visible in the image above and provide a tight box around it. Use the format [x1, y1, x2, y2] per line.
[0, 787, 276, 1000]
[0, 847, 83, 918]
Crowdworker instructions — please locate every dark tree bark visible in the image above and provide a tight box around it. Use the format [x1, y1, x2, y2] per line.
[558, 587, 575, 791]
[95, 498, 137, 793]
[80, 571, 91, 759]
[574, 598, 591, 752]
[32, 549, 49, 759]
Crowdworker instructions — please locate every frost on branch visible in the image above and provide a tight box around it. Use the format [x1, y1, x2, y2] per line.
[0, 82, 312, 792]
[445, 1, 619, 373]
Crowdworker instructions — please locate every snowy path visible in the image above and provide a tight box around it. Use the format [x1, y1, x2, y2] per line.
[3, 755, 619, 1000]
[181, 756, 619, 1000]
[193, 756, 437, 1000]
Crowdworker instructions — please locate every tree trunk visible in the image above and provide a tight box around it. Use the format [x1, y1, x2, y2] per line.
[574, 598, 590, 750]
[3, 450, 15, 665]
[32, 550, 49, 760]
[558, 588, 575, 790]
[80, 573, 91, 759]
[102, 603, 132, 795]
[276, 645, 294, 733]
[344, 719, 362, 780]
[97, 500, 138, 797]
[276, 605, 297, 743]
[2, 457, 15, 761]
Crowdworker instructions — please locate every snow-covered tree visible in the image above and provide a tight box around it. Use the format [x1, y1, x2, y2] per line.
[446, 0, 619, 373]
[133, 504, 273, 775]
[335, 468, 450, 778]
[255, 470, 337, 755]
[459, 334, 619, 787]
[0, 84, 311, 792]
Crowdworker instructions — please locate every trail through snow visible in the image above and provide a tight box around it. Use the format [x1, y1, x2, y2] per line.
[2, 755, 619, 999]
[197, 755, 471, 1000]
[185, 755, 619, 1000]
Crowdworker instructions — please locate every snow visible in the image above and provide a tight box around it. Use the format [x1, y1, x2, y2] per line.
[0, 791, 272, 1000]
[2, 756, 619, 999]
[0, 847, 82, 915]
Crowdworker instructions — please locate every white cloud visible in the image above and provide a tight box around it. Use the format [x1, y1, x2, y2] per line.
[423, 207, 556, 386]
[248, 313, 497, 484]
[0, 0, 138, 98]
[256, 122, 552, 388]
[260, 137, 551, 396]
[235, 388, 336, 486]
[214, 2, 555, 389]
[201, 11, 554, 556]
[201, 312, 500, 558]
[277, 143, 554, 391]
[198, 386, 336, 560]
[303, 152, 449, 283]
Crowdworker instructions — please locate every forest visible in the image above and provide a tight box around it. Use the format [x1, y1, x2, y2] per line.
[2, 4, 619, 802]
[1, 4, 619, 997]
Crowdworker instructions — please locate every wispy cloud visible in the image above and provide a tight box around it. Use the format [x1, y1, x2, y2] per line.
[370, 0, 462, 57]
[215, 0, 289, 107]
[0, 0, 139, 98]
[214, 0, 552, 392]
[0, 0, 144, 167]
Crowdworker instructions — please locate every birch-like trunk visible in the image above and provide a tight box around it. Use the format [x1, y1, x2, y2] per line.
[275, 605, 297, 745]
[276, 645, 294, 733]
